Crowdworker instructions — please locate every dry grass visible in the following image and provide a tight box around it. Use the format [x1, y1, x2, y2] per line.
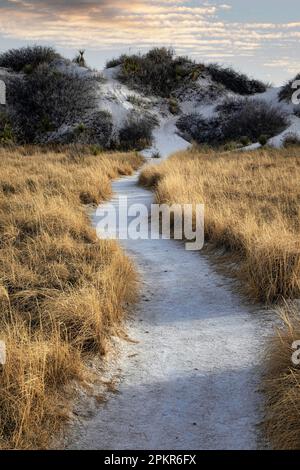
[264, 303, 300, 449]
[0, 146, 142, 449]
[140, 145, 300, 449]
[139, 146, 300, 303]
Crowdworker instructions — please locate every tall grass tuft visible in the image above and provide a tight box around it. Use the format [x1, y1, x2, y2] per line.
[264, 303, 300, 449]
[0, 147, 142, 448]
[139, 146, 300, 303]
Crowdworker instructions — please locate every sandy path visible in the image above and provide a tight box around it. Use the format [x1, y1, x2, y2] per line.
[68, 169, 272, 450]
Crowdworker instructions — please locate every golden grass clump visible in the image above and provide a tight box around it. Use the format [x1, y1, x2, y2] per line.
[139, 146, 300, 303]
[0, 146, 142, 449]
[264, 303, 300, 449]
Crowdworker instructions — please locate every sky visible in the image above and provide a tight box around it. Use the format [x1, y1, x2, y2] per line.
[0, 0, 299, 85]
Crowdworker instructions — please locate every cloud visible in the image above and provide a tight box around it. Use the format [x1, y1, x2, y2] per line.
[219, 4, 232, 9]
[0, 0, 299, 70]
[264, 58, 300, 74]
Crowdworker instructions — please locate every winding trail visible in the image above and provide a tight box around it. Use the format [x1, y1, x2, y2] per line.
[68, 160, 273, 450]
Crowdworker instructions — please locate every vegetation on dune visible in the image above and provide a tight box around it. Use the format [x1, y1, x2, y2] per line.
[283, 132, 300, 147]
[108, 48, 195, 97]
[0, 46, 61, 73]
[107, 47, 267, 98]
[220, 100, 287, 143]
[177, 99, 288, 146]
[117, 112, 158, 151]
[6, 63, 97, 144]
[0, 46, 102, 146]
[0, 147, 142, 449]
[206, 63, 267, 95]
[0, 45, 272, 151]
[0, 46, 157, 149]
[47, 111, 114, 148]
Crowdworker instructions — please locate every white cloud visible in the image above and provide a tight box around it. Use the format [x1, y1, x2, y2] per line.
[0, 0, 299, 80]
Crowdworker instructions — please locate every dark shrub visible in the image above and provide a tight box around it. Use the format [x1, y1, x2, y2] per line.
[279, 73, 300, 102]
[176, 113, 221, 144]
[240, 136, 251, 146]
[207, 64, 267, 95]
[177, 99, 288, 146]
[6, 64, 97, 143]
[33, 111, 113, 148]
[75, 111, 113, 147]
[215, 98, 244, 117]
[109, 49, 267, 98]
[168, 98, 180, 114]
[221, 100, 288, 142]
[106, 56, 127, 69]
[0, 46, 60, 73]
[258, 135, 268, 146]
[283, 132, 300, 147]
[118, 112, 157, 150]
[116, 48, 195, 97]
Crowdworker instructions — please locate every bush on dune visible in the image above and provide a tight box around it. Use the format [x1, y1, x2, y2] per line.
[176, 113, 221, 145]
[283, 132, 300, 147]
[177, 99, 288, 146]
[115, 48, 195, 97]
[106, 55, 128, 69]
[206, 63, 267, 95]
[0, 46, 116, 147]
[6, 63, 97, 143]
[118, 112, 158, 150]
[46, 111, 114, 149]
[0, 46, 61, 73]
[221, 99, 288, 142]
[215, 98, 245, 117]
[110, 48, 266, 97]
[75, 111, 113, 147]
